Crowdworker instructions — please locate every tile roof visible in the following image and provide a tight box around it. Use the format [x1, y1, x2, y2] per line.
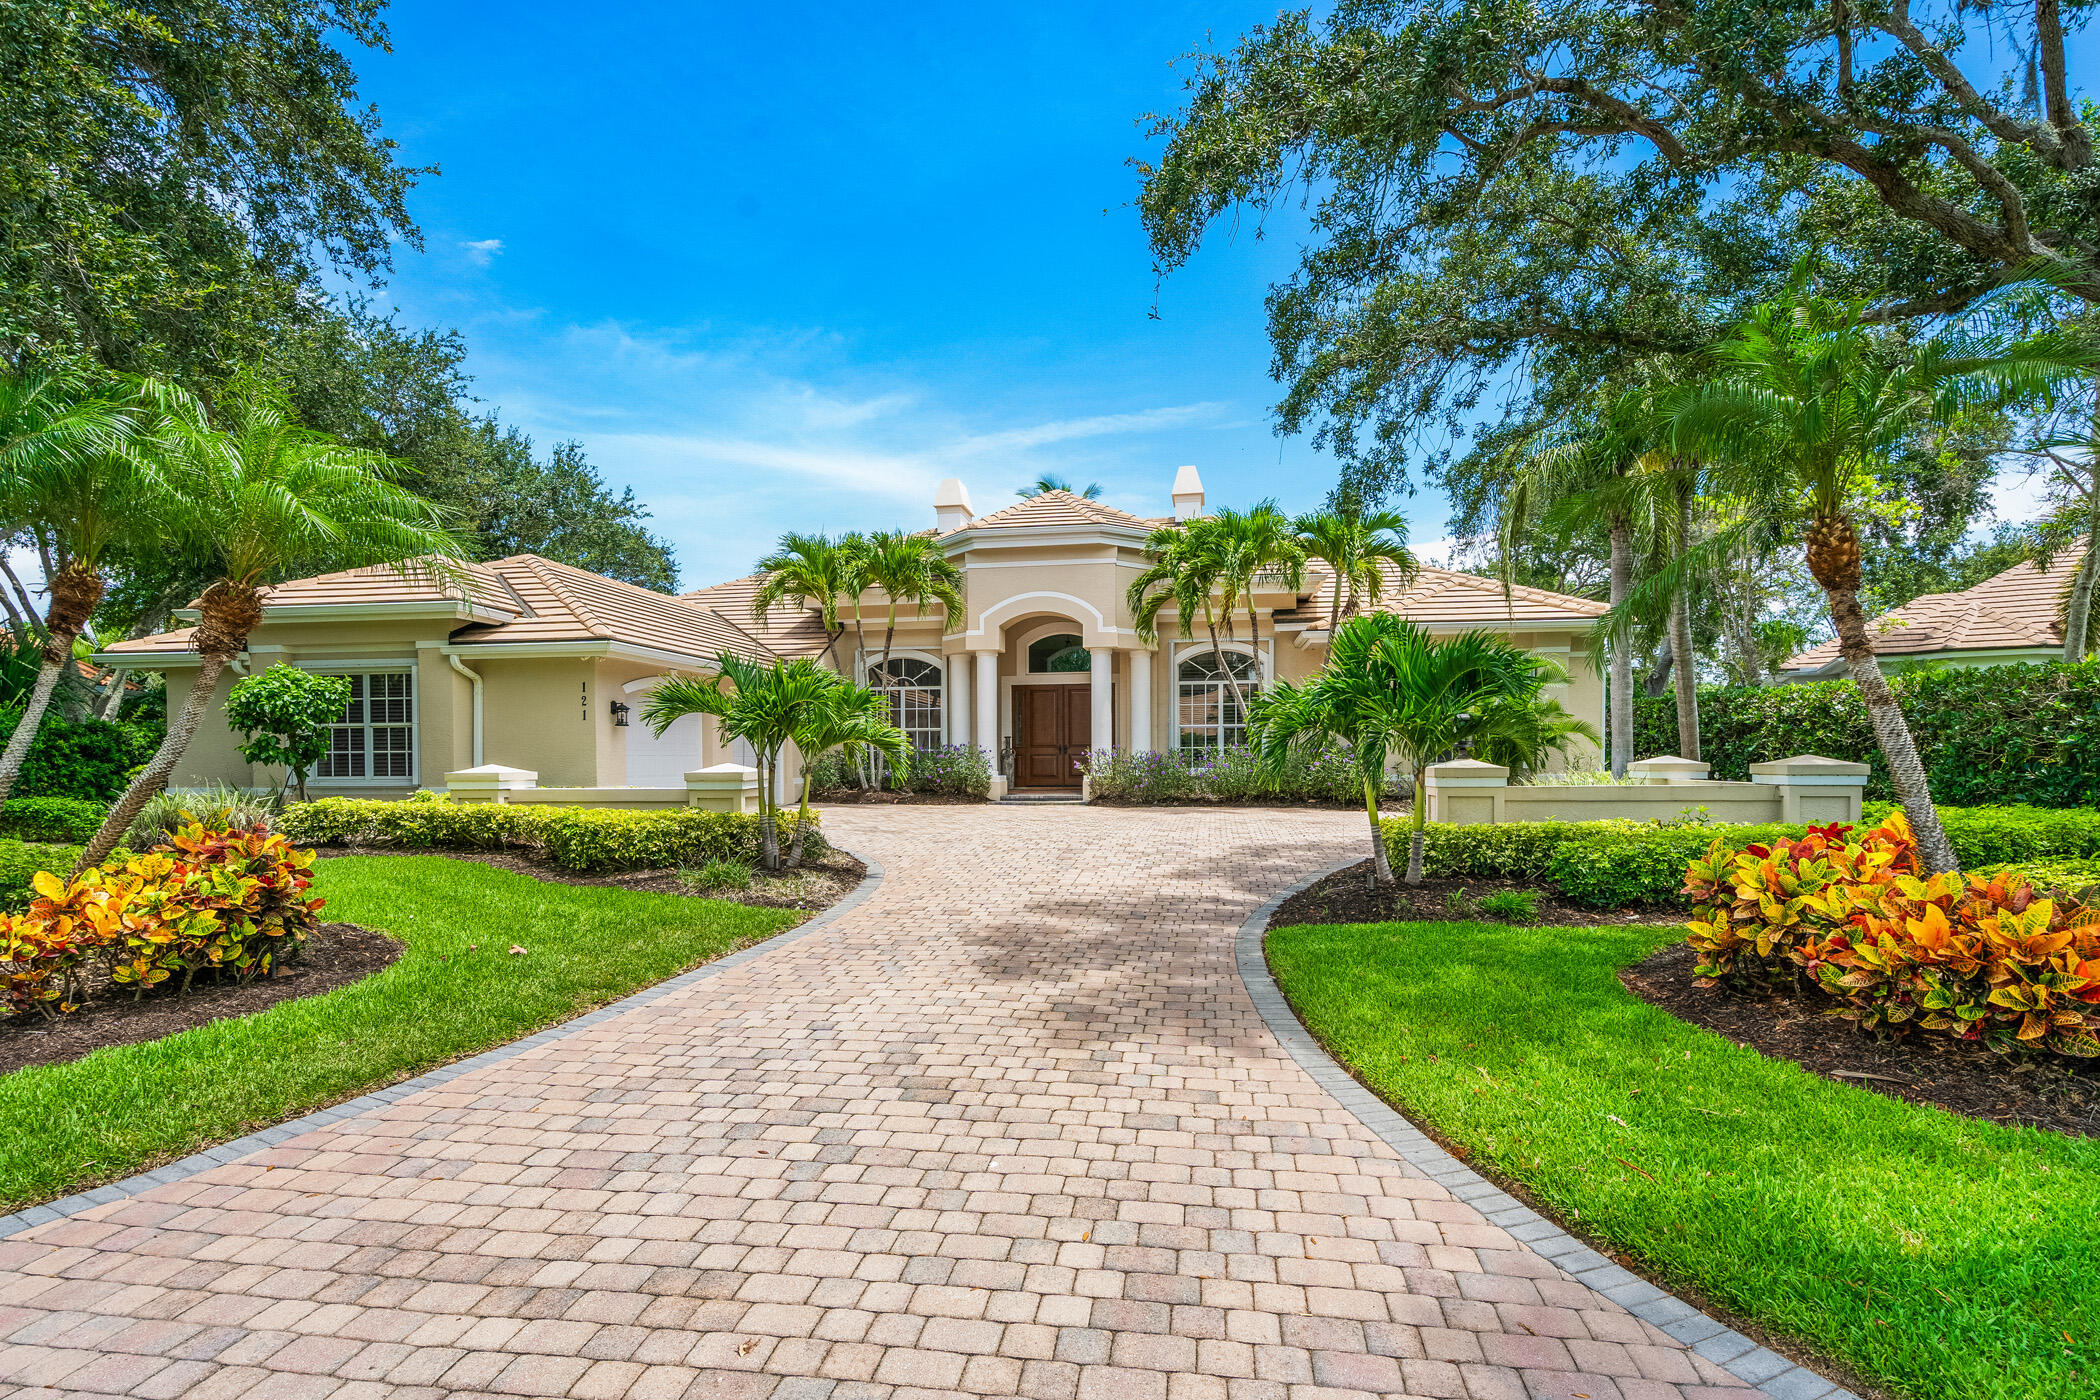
[1277, 561, 1610, 629]
[451, 557, 774, 660]
[679, 574, 838, 659]
[104, 555, 776, 665]
[1782, 547, 2077, 673]
[942, 490, 1163, 536]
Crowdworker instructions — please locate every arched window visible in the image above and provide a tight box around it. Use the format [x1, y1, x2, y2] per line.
[1027, 633, 1091, 672]
[868, 657, 944, 753]
[1177, 649, 1260, 751]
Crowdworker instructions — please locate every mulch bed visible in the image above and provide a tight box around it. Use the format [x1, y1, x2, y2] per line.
[1090, 796, 1378, 811]
[0, 921, 401, 1076]
[1270, 859, 1684, 929]
[811, 790, 986, 806]
[1623, 942, 2100, 1138]
[316, 846, 867, 913]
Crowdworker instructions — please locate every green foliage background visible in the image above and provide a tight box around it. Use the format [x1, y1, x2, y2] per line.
[0, 710, 160, 802]
[1635, 662, 2100, 807]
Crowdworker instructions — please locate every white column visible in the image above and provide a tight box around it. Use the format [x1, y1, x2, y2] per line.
[947, 655, 970, 747]
[1089, 648, 1114, 753]
[1128, 647, 1153, 754]
[974, 651, 998, 766]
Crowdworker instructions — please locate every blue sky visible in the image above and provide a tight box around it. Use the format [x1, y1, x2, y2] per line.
[352, 3, 2081, 593]
[355, 0, 1360, 590]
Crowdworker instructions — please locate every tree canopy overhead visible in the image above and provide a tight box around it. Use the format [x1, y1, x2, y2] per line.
[1138, 0, 2096, 501]
[0, 0, 426, 379]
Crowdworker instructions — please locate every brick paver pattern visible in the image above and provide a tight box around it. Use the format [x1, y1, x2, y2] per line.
[0, 805, 1766, 1400]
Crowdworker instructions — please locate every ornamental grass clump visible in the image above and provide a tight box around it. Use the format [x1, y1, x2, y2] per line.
[1683, 812, 2100, 1057]
[0, 822, 322, 1017]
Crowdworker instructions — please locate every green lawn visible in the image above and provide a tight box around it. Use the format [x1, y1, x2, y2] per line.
[1265, 918, 2100, 1400]
[0, 856, 802, 1213]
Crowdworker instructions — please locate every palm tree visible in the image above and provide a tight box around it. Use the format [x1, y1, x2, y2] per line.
[1129, 520, 1250, 720]
[787, 679, 909, 865]
[752, 531, 858, 665]
[1020, 474, 1101, 499]
[642, 655, 837, 871]
[856, 530, 964, 690]
[1497, 401, 1644, 775]
[0, 368, 174, 804]
[1465, 694, 1600, 781]
[1294, 502, 1417, 632]
[1209, 502, 1304, 659]
[74, 392, 465, 871]
[1251, 615, 1548, 886]
[1675, 275, 2098, 874]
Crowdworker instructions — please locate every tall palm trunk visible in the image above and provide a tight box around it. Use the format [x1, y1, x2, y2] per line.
[76, 651, 229, 871]
[1668, 494, 1700, 759]
[1811, 514, 1958, 874]
[1203, 609, 1248, 729]
[1607, 516, 1634, 776]
[0, 657, 66, 802]
[1363, 774, 1394, 889]
[1406, 770, 1429, 884]
[2064, 495, 2099, 662]
[756, 750, 781, 871]
[1724, 554, 1767, 685]
[0, 562, 105, 804]
[789, 767, 815, 866]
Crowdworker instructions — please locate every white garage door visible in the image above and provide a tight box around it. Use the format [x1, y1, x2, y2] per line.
[624, 707, 703, 787]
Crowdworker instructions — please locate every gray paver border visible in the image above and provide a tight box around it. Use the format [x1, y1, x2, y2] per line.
[1234, 860, 1859, 1400]
[0, 847, 886, 1242]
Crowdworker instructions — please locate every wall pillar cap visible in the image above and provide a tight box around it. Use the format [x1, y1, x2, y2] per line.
[1425, 758, 1510, 787]
[444, 764, 537, 790]
[1748, 754, 1872, 778]
[1627, 755, 1711, 782]
[685, 764, 759, 783]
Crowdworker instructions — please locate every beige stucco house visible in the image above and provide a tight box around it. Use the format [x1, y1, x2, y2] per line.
[1779, 546, 2082, 681]
[101, 469, 1609, 800]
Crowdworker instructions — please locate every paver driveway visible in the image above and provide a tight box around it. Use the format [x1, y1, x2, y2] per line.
[0, 805, 1769, 1400]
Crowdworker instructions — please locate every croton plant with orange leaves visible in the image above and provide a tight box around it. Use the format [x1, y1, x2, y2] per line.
[1684, 811, 2100, 1057]
[0, 822, 323, 1019]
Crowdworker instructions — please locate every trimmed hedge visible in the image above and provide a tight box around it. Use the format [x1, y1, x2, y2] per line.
[1384, 802, 2100, 908]
[1634, 660, 2100, 807]
[277, 795, 822, 874]
[0, 841, 81, 913]
[0, 711, 160, 802]
[0, 797, 106, 844]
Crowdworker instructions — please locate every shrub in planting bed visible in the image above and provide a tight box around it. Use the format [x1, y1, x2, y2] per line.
[0, 797, 107, 844]
[276, 793, 821, 873]
[0, 824, 322, 1018]
[1379, 802, 2100, 908]
[1683, 812, 2100, 1056]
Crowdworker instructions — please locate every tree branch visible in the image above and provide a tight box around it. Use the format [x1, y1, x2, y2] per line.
[1873, 0, 2063, 164]
[2034, 0, 2092, 169]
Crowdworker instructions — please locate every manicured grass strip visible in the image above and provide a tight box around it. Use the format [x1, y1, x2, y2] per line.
[1265, 919, 2100, 1400]
[0, 856, 801, 1213]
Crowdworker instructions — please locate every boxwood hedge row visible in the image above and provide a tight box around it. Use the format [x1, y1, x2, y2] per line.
[1633, 660, 2100, 808]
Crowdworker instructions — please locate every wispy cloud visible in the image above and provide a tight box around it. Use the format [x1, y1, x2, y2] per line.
[460, 238, 505, 267]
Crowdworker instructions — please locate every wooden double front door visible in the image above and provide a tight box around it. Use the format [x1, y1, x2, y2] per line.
[1013, 685, 1091, 789]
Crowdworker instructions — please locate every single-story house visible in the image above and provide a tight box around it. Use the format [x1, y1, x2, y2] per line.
[1780, 546, 2080, 681]
[101, 468, 1609, 799]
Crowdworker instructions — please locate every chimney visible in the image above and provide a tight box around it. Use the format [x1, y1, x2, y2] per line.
[935, 478, 974, 532]
[1171, 464, 1205, 520]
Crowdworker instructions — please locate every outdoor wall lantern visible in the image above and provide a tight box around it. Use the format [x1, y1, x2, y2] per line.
[610, 700, 631, 727]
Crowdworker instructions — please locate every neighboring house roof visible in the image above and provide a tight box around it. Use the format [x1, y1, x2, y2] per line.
[678, 573, 837, 659]
[1781, 548, 2077, 676]
[1276, 562, 1612, 630]
[102, 554, 776, 667]
[133, 558, 524, 618]
[943, 489, 1165, 536]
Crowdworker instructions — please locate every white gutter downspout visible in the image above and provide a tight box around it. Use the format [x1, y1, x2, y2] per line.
[448, 654, 485, 766]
